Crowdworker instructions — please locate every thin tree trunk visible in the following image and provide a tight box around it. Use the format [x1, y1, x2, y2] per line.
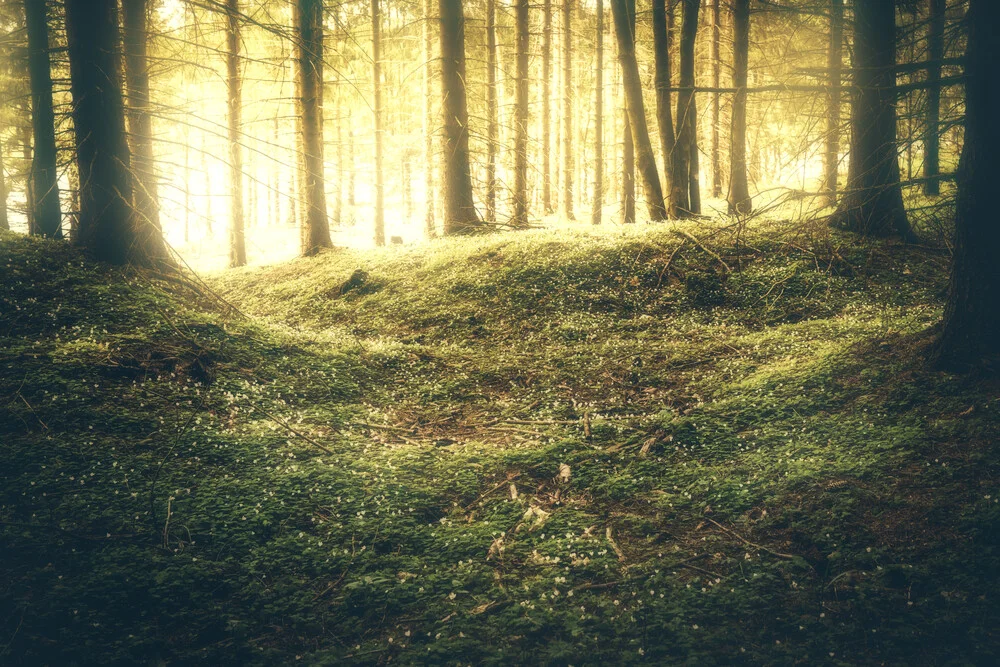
[486, 0, 498, 224]
[424, 0, 436, 237]
[671, 0, 698, 217]
[21, 126, 33, 234]
[372, 0, 385, 246]
[623, 112, 635, 224]
[562, 0, 574, 219]
[24, 0, 61, 238]
[612, 0, 667, 221]
[727, 0, 751, 214]
[0, 132, 8, 231]
[513, 0, 529, 228]
[823, 0, 843, 207]
[123, 0, 167, 261]
[931, 0, 999, 369]
[65, 0, 144, 265]
[923, 0, 945, 196]
[440, 0, 481, 234]
[592, 0, 604, 226]
[710, 0, 721, 198]
[542, 0, 553, 214]
[652, 0, 675, 214]
[830, 0, 913, 240]
[226, 0, 246, 266]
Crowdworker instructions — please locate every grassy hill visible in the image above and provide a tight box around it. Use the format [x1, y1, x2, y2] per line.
[2, 222, 998, 665]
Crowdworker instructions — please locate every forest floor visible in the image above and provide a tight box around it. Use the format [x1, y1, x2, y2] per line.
[1, 218, 999, 665]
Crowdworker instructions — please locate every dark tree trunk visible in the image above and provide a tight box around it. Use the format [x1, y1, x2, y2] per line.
[823, 0, 843, 207]
[299, 0, 333, 250]
[710, 0, 722, 198]
[485, 0, 498, 224]
[542, 0, 553, 214]
[439, 0, 481, 234]
[931, 0, 1000, 369]
[226, 0, 246, 267]
[611, 0, 667, 221]
[830, 0, 913, 240]
[123, 0, 166, 261]
[652, 0, 675, 213]
[727, 0, 751, 214]
[424, 0, 436, 237]
[65, 0, 149, 265]
[24, 0, 61, 238]
[671, 0, 699, 217]
[513, 0, 529, 228]
[592, 0, 604, 226]
[371, 0, 385, 246]
[21, 126, 33, 234]
[562, 0, 574, 219]
[0, 133, 8, 231]
[923, 0, 945, 196]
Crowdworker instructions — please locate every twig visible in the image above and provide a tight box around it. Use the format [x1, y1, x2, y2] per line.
[656, 241, 686, 288]
[484, 426, 548, 437]
[350, 421, 414, 434]
[605, 526, 626, 563]
[254, 406, 335, 455]
[704, 517, 796, 560]
[676, 229, 732, 273]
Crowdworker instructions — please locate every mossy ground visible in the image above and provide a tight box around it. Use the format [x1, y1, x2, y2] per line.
[2, 219, 998, 665]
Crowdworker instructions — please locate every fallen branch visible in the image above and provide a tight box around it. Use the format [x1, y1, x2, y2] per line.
[676, 230, 732, 273]
[704, 517, 796, 561]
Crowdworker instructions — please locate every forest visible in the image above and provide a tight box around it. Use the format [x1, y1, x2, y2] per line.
[1, 0, 998, 663]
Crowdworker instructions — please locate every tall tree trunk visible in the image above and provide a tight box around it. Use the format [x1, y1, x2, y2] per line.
[931, 0, 1000, 369]
[652, 0, 675, 213]
[612, 0, 667, 220]
[671, 0, 699, 217]
[226, 0, 246, 266]
[439, 0, 481, 234]
[727, 0, 751, 214]
[65, 0, 148, 265]
[542, 0, 553, 214]
[592, 0, 604, 226]
[923, 0, 944, 196]
[424, 0, 436, 237]
[371, 0, 385, 246]
[623, 112, 635, 224]
[0, 133, 8, 231]
[822, 0, 843, 207]
[830, 0, 913, 240]
[123, 0, 167, 261]
[562, 0, 574, 219]
[513, 0, 529, 228]
[710, 0, 722, 198]
[485, 0, 498, 224]
[24, 0, 61, 238]
[21, 127, 33, 234]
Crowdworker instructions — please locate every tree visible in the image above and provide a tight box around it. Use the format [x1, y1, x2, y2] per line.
[542, 0, 553, 214]
[710, 0, 722, 198]
[611, 0, 667, 220]
[225, 0, 246, 267]
[822, 0, 843, 207]
[727, 0, 751, 214]
[931, 0, 1000, 369]
[297, 0, 332, 255]
[829, 0, 913, 240]
[513, 0, 530, 228]
[485, 0, 498, 224]
[652, 0, 675, 213]
[424, 0, 436, 237]
[123, 0, 167, 261]
[563, 0, 575, 219]
[65, 0, 156, 265]
[24, 0, 61, 238]
[371, 0, 385, 246]
[592, 0, 604, 226]
[439, 0, 481, 234]
[0, 134, 8, 231]
[623, 110, 635, 224]
[670, 0, 699, 217]
[923, 0, 945, 196]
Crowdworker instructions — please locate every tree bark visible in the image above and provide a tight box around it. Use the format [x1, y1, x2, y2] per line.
[931, 0, 1000, 369]
[542, 0, 553, 214]
[652, 0, 675, 214]
[923, 0, 944, 196]
[830, 0, 913, 240]
[513, 0, 529, 228]
[424, 0, 436, 237]
[486, 0, 498, 224]
[226, 0, 246, 267]
[0, 133, 8, 231]
[710, 0, 722, 198]
[24, 0, 61, 238]
[623, 112, 635, 225]
[371, 0, 385, 246]
[822, 0, 843, 207]
[65, 0, 147, 265]
[611, 0, 667, 221]
[727, 0, 751, 214]
[439, 0, 481, 234]
[671, 0, 699, 217]
[562, 0, 575, 219]
[592, 0, 604, 226]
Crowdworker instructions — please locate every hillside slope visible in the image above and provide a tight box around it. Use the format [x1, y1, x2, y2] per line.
[2, 225, 999, 665]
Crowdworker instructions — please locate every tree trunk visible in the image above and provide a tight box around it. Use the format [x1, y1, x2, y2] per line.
[710, 0, 722, 198]
[727, 0, 751, 214]
[226, 0, 246, 266]
[611, 0, 667, 221]
[592, 0, 604, 226]
[562, 0, 575, 219]
[439, 0, 481, 234]
[513, 0, 530, 228]
[822, 0, 843, 207]
[671, 0, 699, 217]
[65, 0, 148, 265]
[542, 0, 553, 214]
[652, 0, 675, 213]
[24, 0, 61, 238]
[923, 0, 945, 196]
[486, 0, 498, 224]
[830, 0, 913, 240]
[371, 0, 385, 246]
[21, 127, 33, 234]
[424, 0, 436, 237]
[623, 111, 635, 225]
[931, 0, 1000, 369]
[0, 133, 8, 231]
